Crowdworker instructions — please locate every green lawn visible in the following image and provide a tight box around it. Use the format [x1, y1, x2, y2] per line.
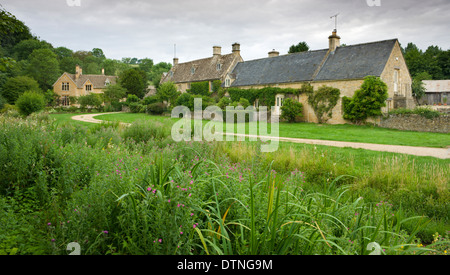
[92, 112, 450, 148]
[49, 113, 97, 128]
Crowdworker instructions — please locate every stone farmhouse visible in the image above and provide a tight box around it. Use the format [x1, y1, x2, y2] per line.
[161, 43, 244, 93]
[163, 30, 416, 124]
[53, 65, 118, 106]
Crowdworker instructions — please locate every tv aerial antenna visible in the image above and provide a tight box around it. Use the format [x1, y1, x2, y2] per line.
[330, 13, 340, 31]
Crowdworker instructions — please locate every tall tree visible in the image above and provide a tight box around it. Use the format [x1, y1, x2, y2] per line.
[12, 39, 51, 61]
[288, 41, 310, 54]
[0, 7, 33, 52]
[27, 48, 60, 90]
[119, 68, 147, 98]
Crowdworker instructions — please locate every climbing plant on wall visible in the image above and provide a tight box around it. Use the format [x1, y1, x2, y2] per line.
[307, 85, 341, 124]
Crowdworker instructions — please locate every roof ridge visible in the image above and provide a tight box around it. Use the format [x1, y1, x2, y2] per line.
[176, 52, 235, 66]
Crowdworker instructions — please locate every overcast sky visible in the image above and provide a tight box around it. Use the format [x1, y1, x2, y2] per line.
[2, 0, 449, 64]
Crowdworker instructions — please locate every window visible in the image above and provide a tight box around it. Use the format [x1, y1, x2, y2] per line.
[105, 79, 111, 86]
[191, 67, 196, 75]
[62, 82, 70, 91]
[394, 69, 399, 94]
[86, 84, 92, 92]
[216, 63, 222, 71]
[225, 78, 231, 88]
[61, 96, 70, 107]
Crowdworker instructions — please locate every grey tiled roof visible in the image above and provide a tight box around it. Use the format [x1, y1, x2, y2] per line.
[231, 50, 329, 87]
[230, 39, 398, 87]
[66, 74, 118, 89]
[315, 39, 397, 81]
[161, 53, 242, 84]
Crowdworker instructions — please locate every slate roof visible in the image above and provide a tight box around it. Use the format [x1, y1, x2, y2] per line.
[315, 39, 397, 81]
[161, 53, 242, 84]
[230, 39, 398, 87]
[64, 73, 118, 89]
[231, 49, 329, 87]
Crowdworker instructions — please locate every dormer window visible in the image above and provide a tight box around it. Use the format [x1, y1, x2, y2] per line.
[216, 63, 222, 71]
[191, 67, 196, 75]
[105, 79, 111, 86]
[86, 84, 92, 92]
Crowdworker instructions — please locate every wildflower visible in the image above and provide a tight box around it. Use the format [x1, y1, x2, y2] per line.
[47, 222, 51, 226]
[147, 187, 152, 192]
[193, 224, 196, 228]
[103, 231, 109, 234]
[190, 213, 194, 216]
[51, 239, 55, 242]
[159, 239, 162, 243]
[168, 199, 171, 203]
[180, 232, 183, 235]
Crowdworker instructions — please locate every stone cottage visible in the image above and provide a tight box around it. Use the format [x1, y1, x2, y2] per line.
[53, 65, 118, 106]
[160, 43, 244, 93]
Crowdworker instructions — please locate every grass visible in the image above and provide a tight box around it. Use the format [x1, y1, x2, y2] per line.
[93, 112, 450, 148]
[0, 113, 448, 255]
[49, 113, 97, 128]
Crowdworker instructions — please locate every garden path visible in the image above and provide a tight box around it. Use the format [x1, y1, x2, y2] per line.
[72, 113, 449, 159]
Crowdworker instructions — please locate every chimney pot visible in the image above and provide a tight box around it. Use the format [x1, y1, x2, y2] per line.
[173, 58, 179, 66]
[213, 46, 222, 56]
[268, 49, 279, 57]
[328, 30, 341, 52]
[232, 43, 241, 55]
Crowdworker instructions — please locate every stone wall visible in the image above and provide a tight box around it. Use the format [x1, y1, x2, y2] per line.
[379, 114, 450, 133]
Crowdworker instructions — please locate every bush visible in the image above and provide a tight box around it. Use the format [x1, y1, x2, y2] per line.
[389, 107, 441, 120]
[1, 76, 42, 104]
[122, 119, 171, 143]
[77, 94, 103, 111]
[15, 91, 46, 116]
[343, 76, 388, 123]
[175, 93, 194, 110]
[142, 95, 161, 105]
[128, 102, 146, 113]
[126, 94, 140, 104]
[147, 102, 166, 115]
[281, 98, 303, 122]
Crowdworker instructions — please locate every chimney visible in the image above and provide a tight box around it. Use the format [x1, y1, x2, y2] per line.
[328, 29, 341, 52]
[213, 46, 222, 57]
[173, 57, 179, 66]
[268, 49, 279, 58]
[101, 68, 105, 75]
[232, 43, 240, 55]
[75, 65, 82, 79]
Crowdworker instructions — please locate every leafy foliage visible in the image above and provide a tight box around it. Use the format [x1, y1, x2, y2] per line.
[15, 91, 46, 116]
[288, 41, 310, 54]
[343, 76, 388, 124]
[1, 76, 41, 104]
[307, 86, 340, 124]
[281, 98, 303, 122]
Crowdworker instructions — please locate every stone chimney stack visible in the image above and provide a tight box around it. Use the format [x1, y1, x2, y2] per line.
[75, 65, 82, 79]
[213, 46, 222, 57]
[101, 68, 105, 75]
[173, 58, 179, 66]
[328, 29, 341, 52]
[268, 49, 279, 58]
[232, 43, 241, 55]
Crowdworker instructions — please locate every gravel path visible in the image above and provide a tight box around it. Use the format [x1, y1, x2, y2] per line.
[72, 113, 449, 159]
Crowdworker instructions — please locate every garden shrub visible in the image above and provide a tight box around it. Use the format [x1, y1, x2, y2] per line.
[147, 102, 166, 115]
[343, 76, 388, 124]
[281, 98, 303, 122]
[307, 86, 340, 124]
[15, 91, 46, 116]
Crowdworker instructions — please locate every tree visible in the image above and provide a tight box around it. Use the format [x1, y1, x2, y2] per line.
[53, 47, 73, 60]
[27, 48, 60, 90]
[281, 98, 303, 123]
[343, 76, 388, 124]
[119, 68, 147, 98]
[91, 48, 106, 59]
[78, 94, 103, 111]
[103, 84, 127, 103]
[12, 39, 51, 61]
[1, 75, 41, 104]
[15, 91, 46, 116]
[411, 78, 426, 105]
[288, 41, 309, 54]
[157, 81, 179, 106]
[0, 7, 33, 51]
[437, 50, 450, 79]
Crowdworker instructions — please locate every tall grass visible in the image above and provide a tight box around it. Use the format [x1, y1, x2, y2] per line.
[0, 113, 448, 255]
